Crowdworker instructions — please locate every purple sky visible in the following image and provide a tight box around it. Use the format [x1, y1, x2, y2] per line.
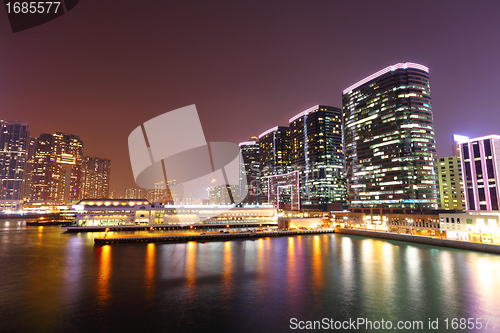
[1, 0, 499, 194]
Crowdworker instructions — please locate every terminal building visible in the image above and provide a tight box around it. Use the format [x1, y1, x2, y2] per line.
[70, 199, 276, 227]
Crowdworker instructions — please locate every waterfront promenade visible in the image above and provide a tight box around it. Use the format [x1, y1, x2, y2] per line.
[335, 227, 500, 254]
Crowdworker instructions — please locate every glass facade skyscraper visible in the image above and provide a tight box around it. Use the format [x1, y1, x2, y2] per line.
[289, 105, 346, 205]
[258, 126, 290, 204]
[239, 139, 260, 204]
[342, 63, 439, 209]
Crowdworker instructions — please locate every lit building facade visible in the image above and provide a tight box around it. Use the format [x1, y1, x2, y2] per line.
[437, 156, 465, 210]
[439, 211, 500, 243]
[0, 120, 29, 210]
[239, 139, 260, 204]
[289, 105, 346, 205]
[80, 157, 111, 199]
[267, 170, 300, 210]
[458, 135, 500, 211]
[22, 137, 37, 201]
[209, 184, 240, 205]
[28, 133, 84, 203]
[258, 126, 290, 203]
[70, 199, 276, 227]
[146, 181, 176, 204]
[125, 188, 147, 199]
[342, 62, 439, 209]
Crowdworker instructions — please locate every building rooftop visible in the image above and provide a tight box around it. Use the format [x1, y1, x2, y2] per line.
[342, 62, 429, 95]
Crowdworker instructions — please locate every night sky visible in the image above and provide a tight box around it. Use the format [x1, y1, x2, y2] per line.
[1, 0, 499, 194]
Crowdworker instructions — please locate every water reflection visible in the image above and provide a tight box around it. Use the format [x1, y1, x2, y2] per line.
[404, 246, 424, 312]
[185, 241, 197, 287]
[96, 245, 112, 306]
[360, 239, 375, 303]
[256, 238, 265, 275]
[380, 242, 396, 310]
[340, 236, 355, 296]
[2, 221, 500, 333]
[64, 237, 84, 307]
[439, 250, 456, 311]
[37, 226, 43, 247]
[311, 235, 323, 293]
[286, 237, 297, 292]
[468, 255, 500, 316]
[222, 241, 232, 288]
[145, 243, 156, 300]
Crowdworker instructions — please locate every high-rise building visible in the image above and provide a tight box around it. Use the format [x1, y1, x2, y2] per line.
[436, 134, 469, 211]
[452, 134, 469, 157]
[0, 120, 29, 210]
[29, 133, 84, 203]
[342, 62, 439, 209]
[437, 156, 465, 210]
[80, 157, 111, 199]
[209, 184, 240, 205]
[289, 105, 346, 205]
[22, 137, 37, 201]
[239, 139, 260, 204]
[125, 188, 147, 199]
[458, 135, 500, 211]
[258, 126, 290, 203]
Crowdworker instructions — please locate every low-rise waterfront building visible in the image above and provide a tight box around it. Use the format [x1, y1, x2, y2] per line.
[70, 199, 276, 227]
[439, 211, 500, 243]
[334, 209, 441, 236]
[333, 208, 500, 244]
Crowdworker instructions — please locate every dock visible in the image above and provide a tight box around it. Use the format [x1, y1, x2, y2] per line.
[94, 228, 335, 245]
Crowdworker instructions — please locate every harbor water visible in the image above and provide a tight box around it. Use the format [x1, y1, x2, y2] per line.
[1, 219, 500, 332]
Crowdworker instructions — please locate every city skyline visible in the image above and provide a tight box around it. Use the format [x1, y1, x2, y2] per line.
[1, 1, 499, 194]
[2, 2, 500, 333]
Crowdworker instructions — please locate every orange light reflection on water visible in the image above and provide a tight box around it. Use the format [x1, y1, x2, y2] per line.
[286, 237, 297, 291]
[145, 243, 155, 300]
[185, 241, 197, 287]
[96, 245, 111, 306]
[312, 236, 323, 291]
[222, 241, 232, 286]
[221, 241, 234, 303]
[36, 226, 43, 247]
[257, 238, 264, 274]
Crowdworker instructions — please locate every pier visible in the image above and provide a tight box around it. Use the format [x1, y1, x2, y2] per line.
[94, 228, 335, 245]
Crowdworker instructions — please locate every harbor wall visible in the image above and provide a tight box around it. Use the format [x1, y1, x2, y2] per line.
[335, 228, 500, 255]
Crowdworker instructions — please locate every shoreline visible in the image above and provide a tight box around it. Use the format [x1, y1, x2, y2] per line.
[335, 227, 500, 255]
